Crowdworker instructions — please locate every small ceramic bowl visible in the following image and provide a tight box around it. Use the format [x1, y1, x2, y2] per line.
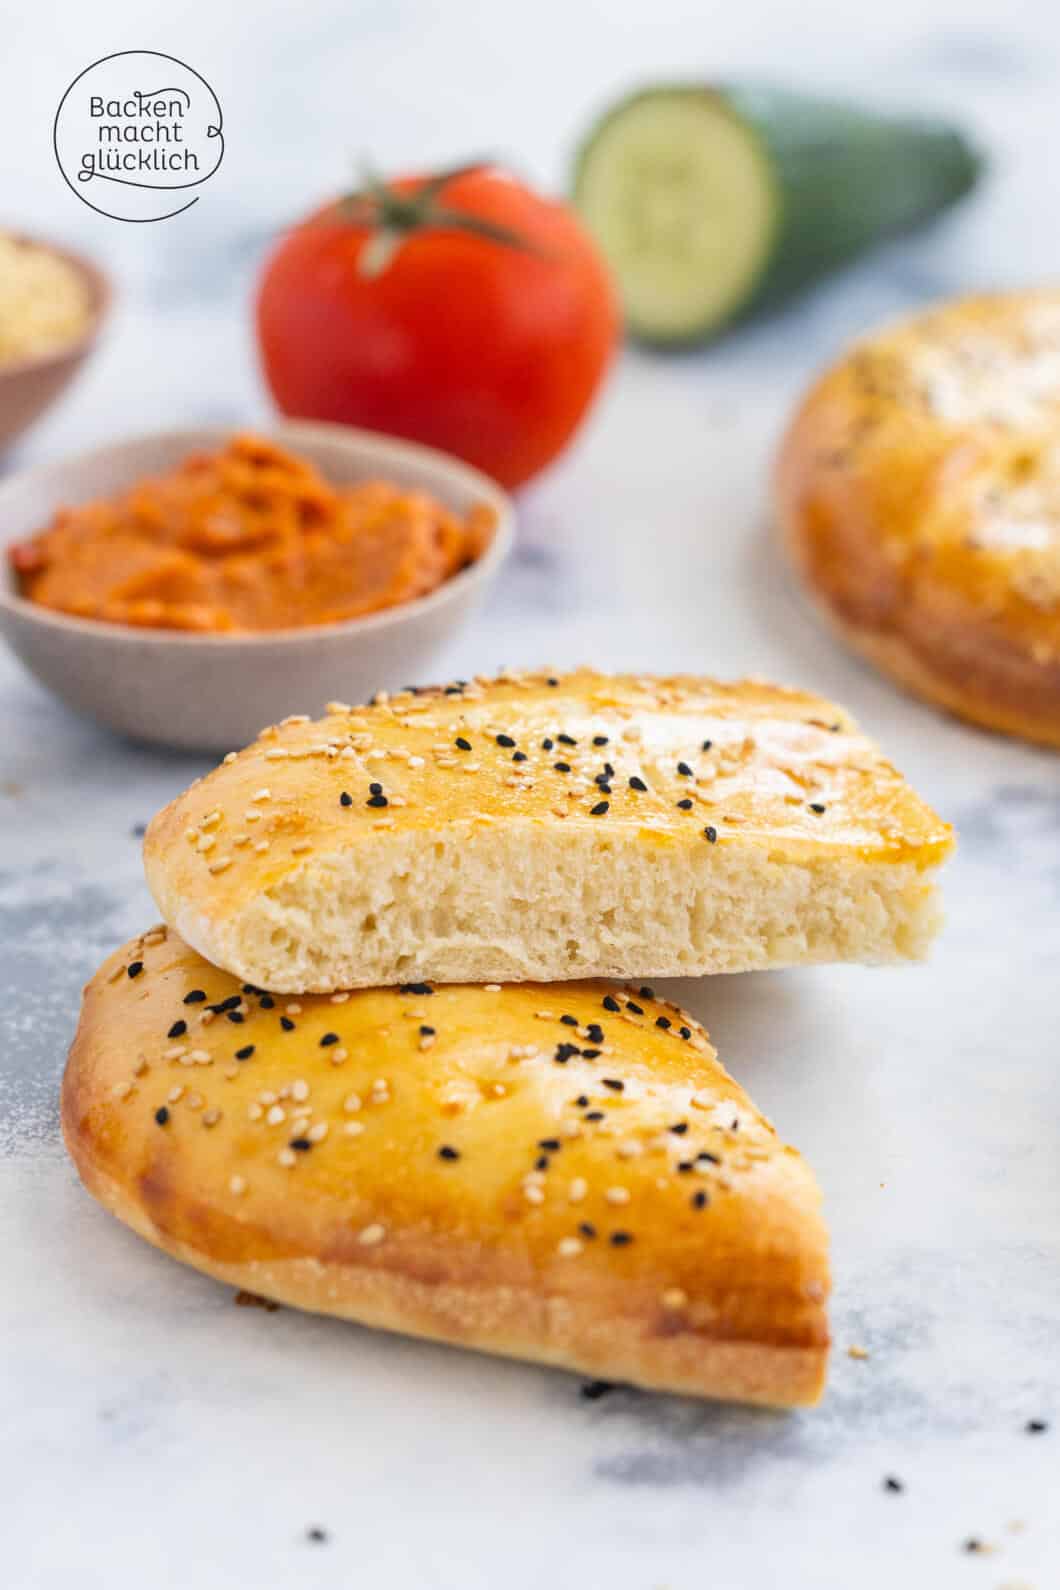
[0, 421, 514, 750]
[0, 235, 109, 452]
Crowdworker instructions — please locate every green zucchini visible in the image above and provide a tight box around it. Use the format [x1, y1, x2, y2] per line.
[572, 84, 982, 347]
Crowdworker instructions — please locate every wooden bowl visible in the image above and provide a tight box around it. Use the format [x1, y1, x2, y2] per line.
[0, 422, 514, 751]
[0, 234, 110, 453]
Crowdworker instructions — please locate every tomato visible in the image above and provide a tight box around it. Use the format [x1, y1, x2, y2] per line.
[255, 165, 619, 490]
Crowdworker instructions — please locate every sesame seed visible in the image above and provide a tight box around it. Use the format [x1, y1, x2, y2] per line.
[343, 1093, 362, 1113]
[202, 1109, 221, 1128]
[358, 1224, 386, 1246]
[266, 1105, 286, 1125]
[661, 1288, 687, 1310]
[291, 1079, 309, 1102]
[307, 1121, 328, 1143]
[569, 1177, 588, 1202]
[557, 1237, 583, 1257]
[523, 1185, 545, 1205]
[229, 1175, 247, 1196]
[343, 1120, 365, 1137]
[277, 1148, 297, 1167]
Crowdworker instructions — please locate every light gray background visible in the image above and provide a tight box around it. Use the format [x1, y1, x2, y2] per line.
[2, 2, 1058, 1586]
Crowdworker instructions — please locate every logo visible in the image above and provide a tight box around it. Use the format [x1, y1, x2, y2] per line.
[54, 50, 223, 222]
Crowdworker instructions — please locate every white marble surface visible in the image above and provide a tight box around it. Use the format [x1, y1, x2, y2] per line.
[2, 2, 1059, 1586]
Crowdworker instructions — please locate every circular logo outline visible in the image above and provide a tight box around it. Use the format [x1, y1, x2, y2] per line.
[53, 50, 224, 223]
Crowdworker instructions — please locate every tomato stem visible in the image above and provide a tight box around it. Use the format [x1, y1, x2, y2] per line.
[344, 161, 546, 278]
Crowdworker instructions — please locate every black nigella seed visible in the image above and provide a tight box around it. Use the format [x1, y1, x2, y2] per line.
[419, 1025, 435, 1038]
[590, 801, 609, 816]
[702, 739, 713, 752]
[602, 762, 615, 778]
[127, 961, 143, 979]
[542, 738, 554, 750]
[578, 1222, 598, 1239]
[554, 1042, 579, 1064]
[535, 1155, 549, 1171]
[602, 996, 620, 1013]
[656, 1016, 671, 1030]
[704, 826, 718, 843]
[883, 1476, 904, 1494]
[628, 776, 647, 792]
[538, 1138, 561, 1151]
[580, 1379, 613, 1400]
[512, 751, 527, 763]
[280, 1017, 295, 1032]
[585, 1024, 604, 1044]
[226, 1010, 245, 1024]
[670, 1122, 688, 1135]
[340, 791, 353, 807]
[400, 982, 434, 996]
[235, 1045, 255, 1060]
[306, 1528, 328, 1544]
[580, 1047, 601, 1059]
[184, 990, 207, 1005]
[496, 734, 516, 747]
[610, 1231, 633, 1247]
[594, 773, 611, 789]
[626, 1000, 643, 1015]
[809, 802, 827, 815]
[1027, 1419, 1049, 1433]
[259, 994, 275, 1009]
[558, 733, 577, 746]
[366, 795, 388, 808]
[677, 762, 693, 777]
[602, 1078, 624, 1092]
[692, 1190, 709, 1209]
[167, 1020, 187, 1039]
[438, 1145, 460, 1161]
[679, 1026, 691, 1040]
[213, 995, 241, 1012]
[560, 1014, 578, 1026]
[592, 735, 609, 746]
[554, 762, 571, 774]
[546, 677, 559, 687]
[575, 1095, 589, 1107]
[639, 986, 655, 999]
[154, 1106, 170, 1126]
[584, 1110, 605, 1122]
[677, 1161, 694, 1174]
[676, 798, 693, 810]
[455, 737, 472, 751]
[290, 1137, 311, 1152]
[369, 782, 383, 796]
[320, 1032, 339, 1047]
[697, 1150, 720, 1165]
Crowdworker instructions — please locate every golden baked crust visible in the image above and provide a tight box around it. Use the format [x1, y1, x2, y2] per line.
[776, 290, 1060, 747]
[62, 927, 830, 1407]
[144, 668, 952, 992]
